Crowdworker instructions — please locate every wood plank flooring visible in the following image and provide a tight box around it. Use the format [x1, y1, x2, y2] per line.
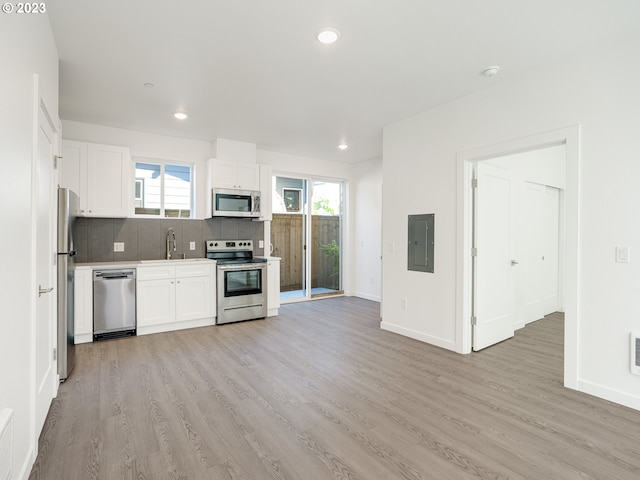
[30, 297, 640, 479]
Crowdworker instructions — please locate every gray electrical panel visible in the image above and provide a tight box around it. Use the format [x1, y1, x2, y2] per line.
[408, 214, 434, 273]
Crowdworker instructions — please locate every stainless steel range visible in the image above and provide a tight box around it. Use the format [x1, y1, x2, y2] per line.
[206, 240, 268, 324]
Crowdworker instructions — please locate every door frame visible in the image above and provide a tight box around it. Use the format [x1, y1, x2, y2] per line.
[456, 126, 580, 389]
[271, 172, 345, 303]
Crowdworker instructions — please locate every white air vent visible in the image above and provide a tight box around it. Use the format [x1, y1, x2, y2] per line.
[631, 332, 640, 376]
[0, 409, 13, 480]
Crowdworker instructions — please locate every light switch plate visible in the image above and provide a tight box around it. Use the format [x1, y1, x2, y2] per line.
[114, 242, 125, 252]
[189, 241, 196, 251]
[616, 246, 630, 263]
[259, 240, 264, 248]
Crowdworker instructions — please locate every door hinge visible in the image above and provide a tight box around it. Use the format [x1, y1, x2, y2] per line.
[471, 247, 478, 257]
[52, 348, 57, 361]
[471, 316, 477, 326]
[54, 155, 62, 169]
[471, 178, 478, 188]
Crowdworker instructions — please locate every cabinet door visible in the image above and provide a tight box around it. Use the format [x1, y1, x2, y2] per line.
[86, 143, 130, 217]
[212, 160, 260, 190]
[267, 259, 281, 311]
[236, 164, 260, 190]
[212, 161, 239, 189]
[175, 275, 212, 321]
[258, 164, 272, 220]
[74, 268, 93, 341]
[137, 279, 176, 326]
[60, 140, 89, 214]
[60, 140, 84, 196]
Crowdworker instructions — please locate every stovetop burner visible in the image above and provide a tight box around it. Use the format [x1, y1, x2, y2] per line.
[205, 239, 267, 264]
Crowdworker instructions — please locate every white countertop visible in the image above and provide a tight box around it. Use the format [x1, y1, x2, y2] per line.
[76, 258, 215, 269]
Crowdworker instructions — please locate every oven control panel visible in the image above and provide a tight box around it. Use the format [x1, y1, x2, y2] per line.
[206, 240, 253, 252]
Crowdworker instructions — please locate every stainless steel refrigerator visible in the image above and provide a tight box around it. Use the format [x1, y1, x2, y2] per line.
[57, 187, 78, 381]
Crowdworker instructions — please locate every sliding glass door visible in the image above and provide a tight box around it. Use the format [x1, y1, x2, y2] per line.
[310, 180, 342, 297]
[271, 175, 343, 302]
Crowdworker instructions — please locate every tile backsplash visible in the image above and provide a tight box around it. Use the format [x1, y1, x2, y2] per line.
[73, 217, 265, 263]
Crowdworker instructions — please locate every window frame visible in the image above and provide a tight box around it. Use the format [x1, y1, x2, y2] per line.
[132, 157, 195, 219]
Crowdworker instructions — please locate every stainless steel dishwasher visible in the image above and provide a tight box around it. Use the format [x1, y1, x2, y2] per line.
[93, 269, 136, 340]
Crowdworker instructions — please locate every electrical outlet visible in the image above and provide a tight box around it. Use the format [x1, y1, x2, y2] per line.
[114, 242, 124, 252]
[259, 240, 264, 248]
[189, 241, 196, 251]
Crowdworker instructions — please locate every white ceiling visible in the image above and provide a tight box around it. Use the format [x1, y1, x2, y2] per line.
[48, 0, 640, 163]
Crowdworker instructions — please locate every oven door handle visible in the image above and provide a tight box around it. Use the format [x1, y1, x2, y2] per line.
[218, 264, 266, 271]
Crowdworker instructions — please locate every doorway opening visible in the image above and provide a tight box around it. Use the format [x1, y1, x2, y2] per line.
[456, 126, 580, 389]
[270, 175, 344, 303]
[471, 145, 565, 351]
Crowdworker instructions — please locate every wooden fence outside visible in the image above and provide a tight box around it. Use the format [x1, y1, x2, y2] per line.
[270, 214, 341, 292]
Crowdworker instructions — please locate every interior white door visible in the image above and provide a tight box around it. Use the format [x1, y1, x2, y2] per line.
[522, 182, 546, 324]
[35, 100, 57, 434]
[542, 187, 560, 315]
[473, 163, 515, 351]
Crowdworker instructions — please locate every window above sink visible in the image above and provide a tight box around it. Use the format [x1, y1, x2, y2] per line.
[134, 158, 194, 219]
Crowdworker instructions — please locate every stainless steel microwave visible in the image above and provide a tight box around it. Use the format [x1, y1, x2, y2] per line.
[212, 188, 261, 218]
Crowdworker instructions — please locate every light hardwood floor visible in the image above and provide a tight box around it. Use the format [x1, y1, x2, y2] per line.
[30, 297, 640, 479]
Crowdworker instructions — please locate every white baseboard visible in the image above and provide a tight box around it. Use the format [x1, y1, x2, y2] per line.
[137, 317, 215, 336]
[0, 409, 12, 480]
[577, 379, 640, 412]
[380, 321, 456, 352]
[353, 291, 381, 302]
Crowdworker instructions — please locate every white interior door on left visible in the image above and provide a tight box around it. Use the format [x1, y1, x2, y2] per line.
[472, 163, 515, 351]
[34, 97, 57, 435]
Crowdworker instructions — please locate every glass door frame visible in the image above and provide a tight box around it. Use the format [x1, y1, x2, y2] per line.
[271, 172, 344, 304]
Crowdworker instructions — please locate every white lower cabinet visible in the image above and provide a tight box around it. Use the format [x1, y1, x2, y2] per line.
[137, 263, 216, 336]
[137, 277, 176, 327]
[176, 275, 212, 321]
[267, 257, 280, 317]
[74, 267, 93, 344]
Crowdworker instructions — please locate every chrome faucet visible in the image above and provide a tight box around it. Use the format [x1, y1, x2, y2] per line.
[166, 227, 177, 260]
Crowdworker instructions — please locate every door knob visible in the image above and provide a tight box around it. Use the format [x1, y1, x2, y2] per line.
[38, 285, 54, 297]
[511, 260, 519, 266]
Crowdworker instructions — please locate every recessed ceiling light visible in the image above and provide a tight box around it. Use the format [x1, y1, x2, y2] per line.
[174, 112, 188, 120]
[338, 144, 348, 150]
[317, 27, 340, 45]
[482, 65, 501, 77]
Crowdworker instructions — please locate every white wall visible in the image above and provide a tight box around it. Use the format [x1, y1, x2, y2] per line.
[485, 144, 566, 189]
[0, 14, 59, 479]
[353, 158, 382, 302]
[382, 32, 640, 410]
[61, 120, 213, 218]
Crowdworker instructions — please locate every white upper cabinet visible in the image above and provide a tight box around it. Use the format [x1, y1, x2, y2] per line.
[212, 159, 260, 191]
[212, 138, 260, 191]
[59, 139, 84, 199]
[60, 140, 131, 217]
[258, 163, 272, 221]
[86, 143, 130, 217]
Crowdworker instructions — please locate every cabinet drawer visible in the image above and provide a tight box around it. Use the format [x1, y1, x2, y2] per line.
[137, 265, 175, 281]
[175, 264, 210, 278]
